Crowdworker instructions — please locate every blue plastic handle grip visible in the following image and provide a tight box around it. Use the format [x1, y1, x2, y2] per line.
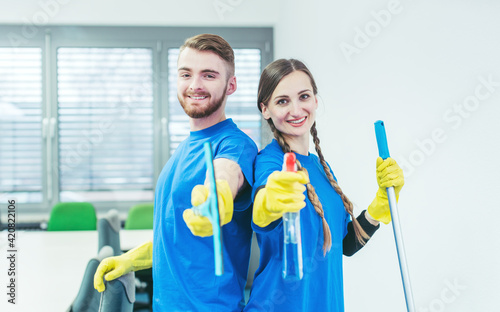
[374, 120, 391, 160]
[203, 142, 224, 276]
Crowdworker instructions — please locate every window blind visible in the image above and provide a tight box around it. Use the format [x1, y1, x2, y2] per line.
[0, 47, 43, 203]
[57, 48, 154, 202]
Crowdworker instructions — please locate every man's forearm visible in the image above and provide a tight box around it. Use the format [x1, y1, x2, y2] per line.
[211, 158, 246, 198]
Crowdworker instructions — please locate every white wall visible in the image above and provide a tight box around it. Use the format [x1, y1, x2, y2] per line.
[1, 0, 499, 311]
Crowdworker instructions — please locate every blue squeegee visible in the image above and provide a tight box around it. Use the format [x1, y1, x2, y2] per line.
[192, 142, 224, 276]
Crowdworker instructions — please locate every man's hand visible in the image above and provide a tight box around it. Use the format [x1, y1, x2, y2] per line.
[183, 179, 233, 237]
[94, 241, 152, 292]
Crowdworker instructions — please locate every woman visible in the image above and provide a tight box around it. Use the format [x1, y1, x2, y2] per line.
[244, 59, 404, 311]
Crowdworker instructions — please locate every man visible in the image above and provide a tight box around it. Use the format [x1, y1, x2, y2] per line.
[94, 34, 258, 311]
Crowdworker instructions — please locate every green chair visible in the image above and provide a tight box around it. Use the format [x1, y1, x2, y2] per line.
[47, 202, 97, 231]
[124, 203, 154, 230]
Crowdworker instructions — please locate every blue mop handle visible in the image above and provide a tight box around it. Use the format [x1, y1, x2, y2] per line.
[374, 121, 415, 312]
[192, 142, 224, 276]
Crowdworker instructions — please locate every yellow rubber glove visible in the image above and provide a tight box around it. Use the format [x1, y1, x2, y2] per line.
[182, 179, 233, 237]
[367, 157, 405, 224]
[94, 241, 152, 292]
[253, 170, 309, 228]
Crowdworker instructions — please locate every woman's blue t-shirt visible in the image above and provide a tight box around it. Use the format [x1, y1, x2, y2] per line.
[245, 139, 350, 312]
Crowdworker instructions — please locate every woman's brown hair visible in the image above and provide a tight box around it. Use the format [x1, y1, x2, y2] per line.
[258, 59, 369, 255]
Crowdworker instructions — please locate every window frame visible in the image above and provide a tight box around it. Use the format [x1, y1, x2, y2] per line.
[0, 25, 273, 214]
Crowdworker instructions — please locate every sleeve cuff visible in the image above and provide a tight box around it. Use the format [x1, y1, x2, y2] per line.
[358, 210, 380, 237]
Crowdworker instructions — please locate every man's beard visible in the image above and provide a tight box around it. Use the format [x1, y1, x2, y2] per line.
[178, 89, 226, 119]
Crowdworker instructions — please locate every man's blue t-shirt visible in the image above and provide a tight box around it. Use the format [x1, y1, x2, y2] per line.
[153, 119, 257, 311]
[244, 139, 350, 312]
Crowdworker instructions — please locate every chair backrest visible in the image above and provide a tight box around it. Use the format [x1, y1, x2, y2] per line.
[70, 246, 114, 312]
[99, 271, 135, 312]
[98, 209, 122, 256]
[124, 203, 154, 230]
[47, 202, 97, 231]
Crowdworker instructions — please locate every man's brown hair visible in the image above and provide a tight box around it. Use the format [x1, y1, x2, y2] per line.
[180, 34, 235, 78]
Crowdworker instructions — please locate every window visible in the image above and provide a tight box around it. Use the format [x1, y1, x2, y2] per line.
[0, 26, 273, 212]
[0, 47, 43, 203]
[57, 47, 154, 202]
